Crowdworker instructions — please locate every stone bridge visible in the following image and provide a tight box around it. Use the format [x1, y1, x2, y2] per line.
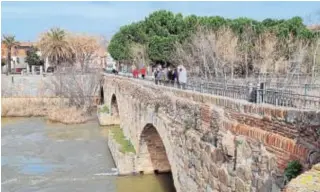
[103, 74, 320, 192]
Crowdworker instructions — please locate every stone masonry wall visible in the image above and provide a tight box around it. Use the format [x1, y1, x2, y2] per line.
[107, 131, 135, 175]
[2, 75, 55, 97]
[103, 75, 320, 192]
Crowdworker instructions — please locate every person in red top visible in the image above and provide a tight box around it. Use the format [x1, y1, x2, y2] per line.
[140, 67, 146, 79]
[134, 69, 139, 78]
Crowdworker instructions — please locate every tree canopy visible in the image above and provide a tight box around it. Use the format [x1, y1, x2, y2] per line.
[1, 58, 6, 66]
[2, 35, 19, 74]
[108, 10, 317, 66]
[25, 46, 44, 66]
[37, 28, 73, 66]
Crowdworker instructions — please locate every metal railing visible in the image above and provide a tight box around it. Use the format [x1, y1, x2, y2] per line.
[105, 72, 320, 110]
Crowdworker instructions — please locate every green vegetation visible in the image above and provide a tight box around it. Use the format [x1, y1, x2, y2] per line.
[25, 46, 44, 66]
[1, 58, 6, 66]
[37, 27, 73, 66]
[109, 125, 136, 154]
[284, 160, 303, 183]
[108, 10, 318, 64]
[98, 105, 110, 114]
[108, 10, 320, 78]
[2, 35, 19, 74]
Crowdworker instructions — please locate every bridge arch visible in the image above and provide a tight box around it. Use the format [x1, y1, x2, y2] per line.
[100, 85, 104, 104]
[138, 123, 171, 173]
[110, 94, 120, 118]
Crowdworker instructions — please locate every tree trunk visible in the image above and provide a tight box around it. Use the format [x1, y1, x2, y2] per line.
[231, 61, 234, 80]
[312, 39, 319, 83]
[6, 47, 12, 75]
[245, 51, 248, 79]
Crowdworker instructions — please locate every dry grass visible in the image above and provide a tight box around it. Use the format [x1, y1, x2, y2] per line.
[1, 97, 92, 124]
[47, 107, 91, 124]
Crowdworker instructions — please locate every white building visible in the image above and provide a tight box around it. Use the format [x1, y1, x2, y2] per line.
[106, 53, 116, 71]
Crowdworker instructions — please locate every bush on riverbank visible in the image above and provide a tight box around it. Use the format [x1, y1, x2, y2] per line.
[1, 97, 94, 124]
[47, 107, 92, 124]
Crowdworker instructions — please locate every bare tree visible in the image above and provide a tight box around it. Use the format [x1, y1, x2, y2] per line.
[215, 27, 239, 79]
[130, 43, 149, 68]
[253, 32, 278, 74]
[68, 34, 101, 70]
[45, 66, 102, 113]
[174, 27, 216, 80]
[173, 27, 239, 81]
[311, 35, 320, 83]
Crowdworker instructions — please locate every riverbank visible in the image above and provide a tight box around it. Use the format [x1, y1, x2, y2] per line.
[1, 97, 96, 124]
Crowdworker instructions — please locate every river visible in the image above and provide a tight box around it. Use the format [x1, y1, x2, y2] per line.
[1, 117, 176, 192]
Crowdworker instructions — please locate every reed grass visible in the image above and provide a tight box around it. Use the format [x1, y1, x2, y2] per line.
[1, 97, 91, 124]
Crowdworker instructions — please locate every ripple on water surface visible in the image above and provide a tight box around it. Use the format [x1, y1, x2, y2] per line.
[2, 118, 176, 192]
[1, 156, 60, 175]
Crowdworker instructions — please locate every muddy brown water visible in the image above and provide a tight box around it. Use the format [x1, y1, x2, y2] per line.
[1, 117, 176, 192]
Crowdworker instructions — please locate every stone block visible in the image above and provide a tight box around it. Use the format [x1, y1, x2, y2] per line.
[221, 132, 235, 157]
[218, 168, 229, 186]
[219, 183, 229, 192]
[236, 166, 252, 181]
[235, 178, 246, 192]
[211, 149, 225, 163]
[210, 164, 219, 178]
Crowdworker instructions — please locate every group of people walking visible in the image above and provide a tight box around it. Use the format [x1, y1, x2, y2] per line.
[128, 64, 187, 89]
[132, 67, 146, 79]
[153, 66, 187, 89]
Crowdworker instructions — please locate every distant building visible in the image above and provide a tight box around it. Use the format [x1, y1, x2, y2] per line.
[1, 42, 35, 73]
[92, 46, 107, 69]
[106, 53, 117, 72]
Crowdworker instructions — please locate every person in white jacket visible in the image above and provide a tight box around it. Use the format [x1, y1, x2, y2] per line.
[178, 67, 187, 89]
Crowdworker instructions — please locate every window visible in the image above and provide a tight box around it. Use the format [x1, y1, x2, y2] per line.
[16, 57, 20, 64]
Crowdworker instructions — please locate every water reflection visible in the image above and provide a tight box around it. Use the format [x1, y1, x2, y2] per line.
[100, 126, 110, 138]
[2, 155, 61, 175]
[116, 173, 176, 192]
[45, 120, 105, 141]
[1, 117, 28, 127]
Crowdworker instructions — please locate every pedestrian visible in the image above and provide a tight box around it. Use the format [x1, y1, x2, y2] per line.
[174, 68, 179, 87]
[179, 68, 187, 89]
[154, 68, 160, 85]
[167, 68, 173, 86]
[140, 67, 146, 79]
[162, 67, 168, 86]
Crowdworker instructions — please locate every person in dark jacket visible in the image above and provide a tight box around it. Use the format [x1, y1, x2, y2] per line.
[112, 68, 118, 74]
[173, 68, 179, 87]
[167, 68, 174, 86]
[154, 69, 159, 85]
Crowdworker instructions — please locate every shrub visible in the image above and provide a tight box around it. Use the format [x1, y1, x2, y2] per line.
[284, 160, 303, 183]
[98, 105, 110, 114]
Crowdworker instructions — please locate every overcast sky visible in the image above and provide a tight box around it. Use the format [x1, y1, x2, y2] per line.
[1, 1, 320, 41]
